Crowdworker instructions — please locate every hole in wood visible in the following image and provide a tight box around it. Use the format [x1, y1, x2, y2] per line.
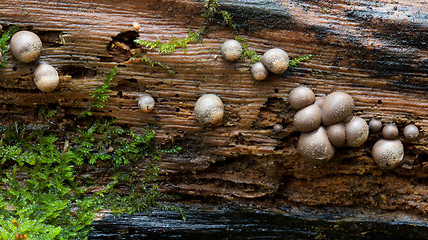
[60, 65, 97, 79]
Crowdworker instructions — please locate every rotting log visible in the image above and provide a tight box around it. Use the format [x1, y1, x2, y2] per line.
[0, 0, 427, 222]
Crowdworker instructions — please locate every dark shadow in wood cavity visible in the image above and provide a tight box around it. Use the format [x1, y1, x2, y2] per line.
[253, 97, 290, 129]
[102, 31, 140, 62]
[60, 65, 97, 79]
[35, 30, 64, 48]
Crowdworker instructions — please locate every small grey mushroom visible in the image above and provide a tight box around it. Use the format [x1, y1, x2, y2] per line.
[297, 127, 335, 164]
[327, 122, 346, 147]
[138, 94, 155, 112]
[345, 116, 369, 147]
[33, 63, 59, 92]
[273, 124, 283, 133]
[220, 39, 242, 62]
[251, 62, 269, 81]
[261, 48, 289, 74]
[382, 123, 399, 140]
[372, 139, 404, 169]
[369, 119, 382, 133]
[403, 124, 419, 140]
[10, 30, 42, 63]
[194, 94, 224, 125]
[293, 104, 321, 132]
[321, 91, 354, 126]
[288, 86, 315, 110]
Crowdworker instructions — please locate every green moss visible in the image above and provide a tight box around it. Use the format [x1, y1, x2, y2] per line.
[0, 25, 19, 68]
[79, 66, 117, 118]
[133, 0, 236, 55]
[288, 54, 312, 67]
[0, 117, 184, 239]
[0, 65, 184, 239]
[134, 28, 202, 55]
[235, 36, 261, 63]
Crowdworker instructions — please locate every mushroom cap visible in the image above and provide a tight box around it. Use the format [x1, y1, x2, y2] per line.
[372, 139, 404, 169]
[345, 116, 369, 147]
[288, 86, 316, 110]
[382, 124, 399, 140]
[369, 119, 382, 133]
[273, 124, 284, 133]
[251, 62, 269, 81]
[10, 31, 42, 63]
[33, 63, 59, 92]
[220, 39, 242, 62]
[327, 122, 346, 147]
[138, 94, 155, 112]
[403, 124, 419, 140]
[194, 94, 224, 125]
[293, 104, 321, 132]
[321, 91, 354, 126]
[261, 48, 289, 74]
[297, 127, 335, 164]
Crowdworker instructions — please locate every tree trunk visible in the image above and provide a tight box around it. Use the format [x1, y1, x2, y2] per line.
[0, 0, 427, 222]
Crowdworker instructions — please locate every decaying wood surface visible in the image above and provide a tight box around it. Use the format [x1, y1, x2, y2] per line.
[0, 0, 427, 215]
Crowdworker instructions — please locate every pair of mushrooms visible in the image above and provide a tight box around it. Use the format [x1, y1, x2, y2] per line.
[289, 87, 369, 164]
[369, 120, 419, 169]
[220, 39, 289, 80]
[138, 93, 225, 127]
[10, 30, 59, 92]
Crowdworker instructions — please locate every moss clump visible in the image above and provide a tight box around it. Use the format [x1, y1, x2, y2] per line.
[0, 66, 184, 239]
[0, 118, 183, 239]
[0, 25, 19, 68]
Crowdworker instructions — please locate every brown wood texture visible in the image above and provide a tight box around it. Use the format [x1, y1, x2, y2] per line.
[0, 0, 427, 214]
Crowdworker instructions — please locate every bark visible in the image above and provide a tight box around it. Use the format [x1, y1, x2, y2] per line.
[0, 0, 427, 217]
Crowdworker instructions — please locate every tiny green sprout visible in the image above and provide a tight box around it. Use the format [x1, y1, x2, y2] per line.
[221, 10, 236, 33]
[235, 36, 261, 63]
[79, 65, 118, 118]
[288, 54, 312, 67]
[134, 28, 201, 54]
[41, 108, 58, 119]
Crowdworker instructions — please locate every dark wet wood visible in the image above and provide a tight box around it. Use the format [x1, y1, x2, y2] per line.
[89, 204, 428, 239]
[0, 0, 427, 216]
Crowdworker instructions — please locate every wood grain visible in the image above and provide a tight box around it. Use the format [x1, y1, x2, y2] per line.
[0, 0, 427, 214]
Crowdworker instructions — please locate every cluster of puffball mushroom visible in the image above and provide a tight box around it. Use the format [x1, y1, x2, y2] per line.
[287, 86, 420, 169]
[369, 120, 419, 169]
[9, 30, 59, 92]
[288, 87, 367, 164]
[220, 39, 289, 80]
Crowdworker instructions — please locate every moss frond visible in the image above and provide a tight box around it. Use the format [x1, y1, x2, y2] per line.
[289, 54, 312, 67]
[79, 66, 118, 118]
[0, 25, 19, 67]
